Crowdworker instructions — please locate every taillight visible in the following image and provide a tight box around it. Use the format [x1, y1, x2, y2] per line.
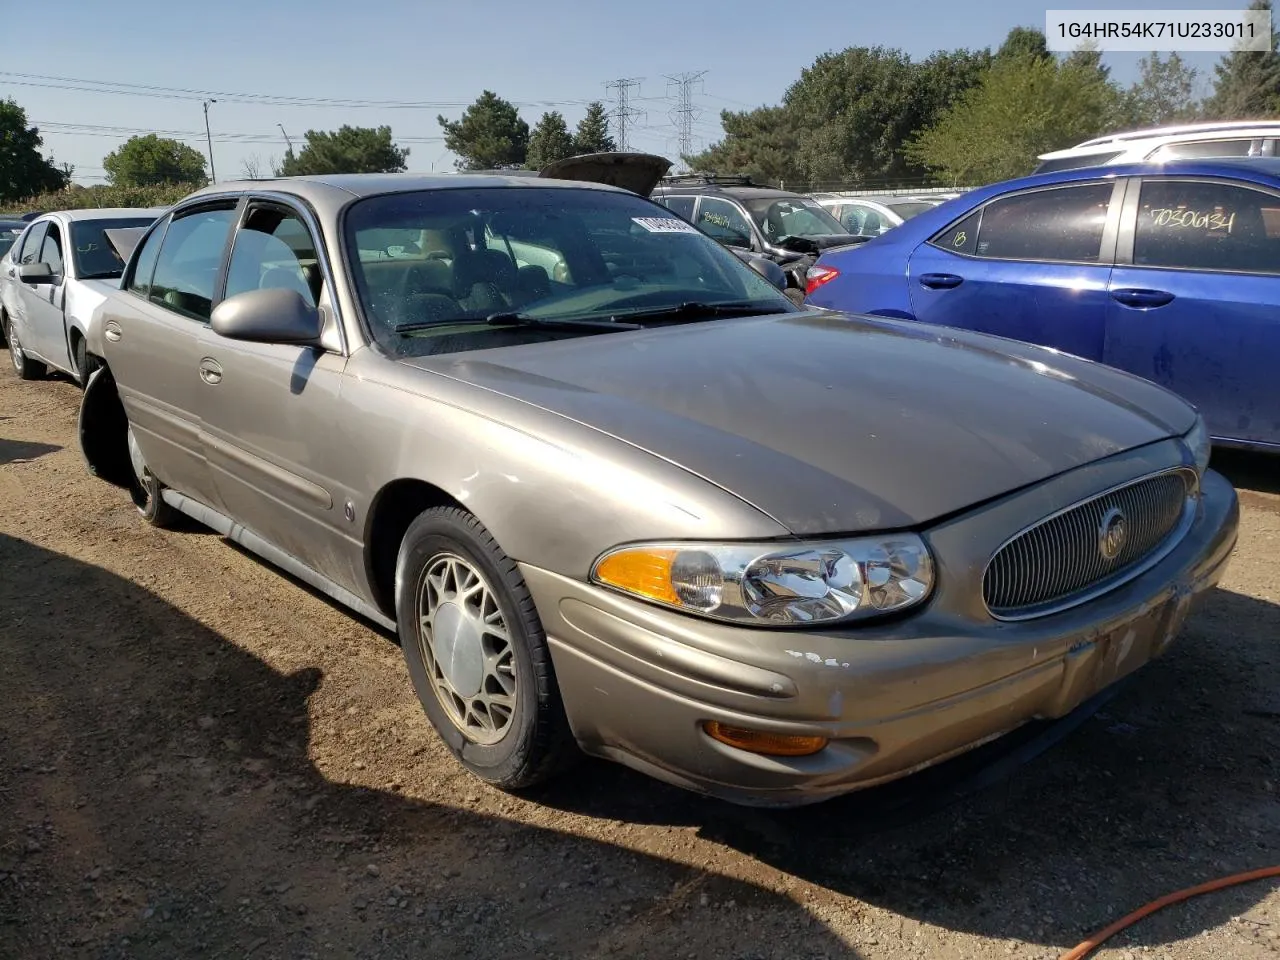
[805, 264, 839, 296]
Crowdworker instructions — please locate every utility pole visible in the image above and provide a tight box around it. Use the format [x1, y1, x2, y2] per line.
[665, 71, 707, 170]
[277, 122, 293, 156]
[604, 78, 645, 152]
[202, 99, 217, 183]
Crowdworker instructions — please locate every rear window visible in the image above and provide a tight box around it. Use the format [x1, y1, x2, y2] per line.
[1033, 151, 1125, 174]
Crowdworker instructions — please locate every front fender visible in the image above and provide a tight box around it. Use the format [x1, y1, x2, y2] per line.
[78, 365, 136, 490]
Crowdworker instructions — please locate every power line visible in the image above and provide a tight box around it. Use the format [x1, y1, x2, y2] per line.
[604, 78, 645, 152]
[665, 71, 707, 166]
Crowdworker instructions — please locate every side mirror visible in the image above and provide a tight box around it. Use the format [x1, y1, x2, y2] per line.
[210, 287, 322, 345]
[19, 262, 54, 285]
[745, 256, 787, 291]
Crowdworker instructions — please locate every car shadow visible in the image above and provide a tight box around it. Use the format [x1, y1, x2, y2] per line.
[0, 437, 61, 465]
[530, 586, 1280, 953]
[1212, 447, 1280, 496]
[0, 533, 858, 959]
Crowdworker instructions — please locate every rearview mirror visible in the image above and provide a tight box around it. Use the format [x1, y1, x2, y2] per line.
[745, 256, 787, 291]
[210, 287, 322, 345]
[19, 262, 54, 285]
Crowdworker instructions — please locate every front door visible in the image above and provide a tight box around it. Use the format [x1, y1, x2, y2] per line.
[908, 180, 1122, 362]
[15, 220, 71, 369]
[1105, 175, 1280, 446]
[196, 200, 356, 590]
[102, 204, 239, 505]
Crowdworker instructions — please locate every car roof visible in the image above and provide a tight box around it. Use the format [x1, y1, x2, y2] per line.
[1077, 119, 1280, 147]
[34, 207, 167, 223]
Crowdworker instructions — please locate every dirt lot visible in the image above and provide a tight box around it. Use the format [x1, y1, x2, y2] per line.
[0, 355, 1277, 960]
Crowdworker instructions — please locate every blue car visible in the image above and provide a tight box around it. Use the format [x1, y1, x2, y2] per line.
[805, 158, 1280, 452]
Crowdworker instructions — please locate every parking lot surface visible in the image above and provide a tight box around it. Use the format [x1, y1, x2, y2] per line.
[1, 357, 1277, 960]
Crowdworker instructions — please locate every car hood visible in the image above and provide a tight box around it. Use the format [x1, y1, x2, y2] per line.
[775, 233, 873, 255]
[539, 152, 673, 197]
[406, 311, 1196, 535]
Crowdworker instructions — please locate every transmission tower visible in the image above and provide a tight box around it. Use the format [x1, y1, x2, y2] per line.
[604, 77, 645, 151]
[665, 71, 707, 167]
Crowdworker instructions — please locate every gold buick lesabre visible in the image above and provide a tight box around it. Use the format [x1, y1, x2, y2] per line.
[68, 172, 1238, 807]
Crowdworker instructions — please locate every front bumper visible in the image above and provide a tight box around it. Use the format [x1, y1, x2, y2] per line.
[523, 467, 1239, 807]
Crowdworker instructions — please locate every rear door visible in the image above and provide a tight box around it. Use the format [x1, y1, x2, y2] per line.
[1105, 175, 1280, 446]
[906, 180, 1122, 362]
[196, 198, 357, 589]
[101, 202, 239, 505]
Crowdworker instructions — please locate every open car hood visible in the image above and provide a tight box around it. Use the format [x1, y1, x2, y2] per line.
[102, 226, 150, 265]
[539, 152, 672, 197]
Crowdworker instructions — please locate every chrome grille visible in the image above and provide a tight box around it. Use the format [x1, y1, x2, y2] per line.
[983, 469, 1196, 620]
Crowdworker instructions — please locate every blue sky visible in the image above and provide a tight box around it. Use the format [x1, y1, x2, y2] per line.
[3, 0, 1250, 184]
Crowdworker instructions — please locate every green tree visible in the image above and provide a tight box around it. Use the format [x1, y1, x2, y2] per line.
[908, 54, 1124, 184]
[685, 106, 806, 184]
[277, 125, 407, 176]
[1125, 53, 1201, 125]
[102, 134, 207, 187]
[438, 91, 529, 170]
[997, 26, 1052, 62]
[1203, 0, 1280, 118]
[525, 111, 577, 169]
[573, 102, 616, 154]
[0, 99, 69, 204]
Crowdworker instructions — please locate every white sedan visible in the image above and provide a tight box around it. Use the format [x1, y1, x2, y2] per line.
[1, 207, 163, 383]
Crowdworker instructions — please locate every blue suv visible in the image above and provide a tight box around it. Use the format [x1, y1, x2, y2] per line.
[804, 158, 1280, 452]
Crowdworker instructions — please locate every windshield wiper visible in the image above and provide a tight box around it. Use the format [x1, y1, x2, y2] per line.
[612, 301, 789, 325]
[393, 313, 641, 336]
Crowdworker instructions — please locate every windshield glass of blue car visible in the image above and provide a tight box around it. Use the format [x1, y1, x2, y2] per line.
[73, 218, 158, 279]
[745, 198, 848, 241]
[344, 187, 796, 354]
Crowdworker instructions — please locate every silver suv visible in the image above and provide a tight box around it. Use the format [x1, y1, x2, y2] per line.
[1034, 121, 1280, 173]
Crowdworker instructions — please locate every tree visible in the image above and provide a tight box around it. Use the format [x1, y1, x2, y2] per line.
[997, 26, 1051, 62]
[573, 102, 616, 154]
[1125, 53, 1201, 125]
[908, 54, 1124, 184]
[240, 153, 281, 179]
[0, 99, 72, 203]
[525, 112, 577, 169]
[277, 126, 408, 176]
[1203, 0, 1280, 118]
[438, 92, 529, 170]
[685, 106, 806, 184]
[102, 134, 207, 188]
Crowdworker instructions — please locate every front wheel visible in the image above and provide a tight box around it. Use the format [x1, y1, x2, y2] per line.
[5, 316, 46, 381]
[395, 507, 575, 790]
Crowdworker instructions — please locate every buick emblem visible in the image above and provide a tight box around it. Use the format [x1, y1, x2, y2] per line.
[1098, 507, 1128, 561]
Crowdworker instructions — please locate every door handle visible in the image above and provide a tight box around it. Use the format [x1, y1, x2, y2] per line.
[1111, 288, 1175, 309]
[103, 320, 122, 342]
[198, 357, 223, 385]
[918, 273, 964, 290]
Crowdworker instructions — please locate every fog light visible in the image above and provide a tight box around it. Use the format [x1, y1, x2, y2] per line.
[703, 721, 828, 757]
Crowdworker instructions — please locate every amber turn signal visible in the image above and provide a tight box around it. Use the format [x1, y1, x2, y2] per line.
[702, 721, 828, 757]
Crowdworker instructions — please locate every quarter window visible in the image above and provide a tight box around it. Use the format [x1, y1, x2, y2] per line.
[1133, 179, 1280, 274]
[956, 184, 1113, 263]
[149, 207, 238, 321]
[225, 207, 322, 308]
[931, 210, 981, 255]
[127, 220, 168, 298]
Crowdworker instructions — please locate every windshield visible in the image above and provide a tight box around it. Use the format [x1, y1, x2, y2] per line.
[344, 187, 795, 356]
[71, 217, 159, 279]
[744, 197, 848, 241]
[884, 201, 936, 220]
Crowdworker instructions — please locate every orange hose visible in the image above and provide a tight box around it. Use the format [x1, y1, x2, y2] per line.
[1059, 866, 1280, 960]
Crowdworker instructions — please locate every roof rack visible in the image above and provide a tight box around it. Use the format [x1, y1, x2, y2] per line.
[657, 172, 757, 187]
[1077, 119, 1280, 147]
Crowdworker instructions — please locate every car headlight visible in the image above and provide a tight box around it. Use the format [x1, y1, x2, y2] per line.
[590, 536, 934, 626]
[1184, 414, 1211, 475]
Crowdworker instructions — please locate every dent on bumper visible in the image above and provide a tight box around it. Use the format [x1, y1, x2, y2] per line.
[523, 470, 1239, 807]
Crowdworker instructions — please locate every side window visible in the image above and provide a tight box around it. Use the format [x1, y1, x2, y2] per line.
[695, 197, 753, 247]
[970, 184, 1113, 262]
[1149, 138, 1256, 161]
[39, 224, 64, 279]
[126, 220, 168, 298]
[225, 206, 322, 308]
[149, 207, 238, 321]
[1133, 179, 1280, 274]
[930, 209, 981, 255]
[663, 196, 696, 219]
[16, 223, 48, 266]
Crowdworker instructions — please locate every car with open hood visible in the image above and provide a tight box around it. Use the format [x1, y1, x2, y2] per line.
[74, 171, 1238, 807]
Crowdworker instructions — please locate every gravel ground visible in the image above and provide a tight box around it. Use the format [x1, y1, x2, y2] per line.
[0, 353, 1277, 960]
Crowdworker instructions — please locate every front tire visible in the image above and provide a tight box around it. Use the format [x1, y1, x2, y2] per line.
[395, 507, 575, 790]
[127, 424, 179, 528]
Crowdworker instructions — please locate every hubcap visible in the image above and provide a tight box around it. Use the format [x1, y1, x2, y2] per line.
[8, 326, 21, 372]
[417, 554, 516, 745]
